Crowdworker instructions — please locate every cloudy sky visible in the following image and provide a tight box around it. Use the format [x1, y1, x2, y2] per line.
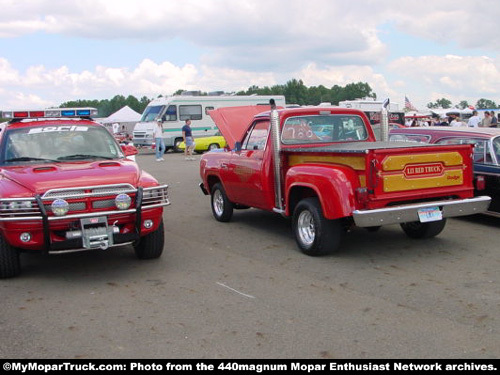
[0, 0, 499, 111]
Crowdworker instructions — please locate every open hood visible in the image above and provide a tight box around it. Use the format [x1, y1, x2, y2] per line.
[208, 105, 275, 149]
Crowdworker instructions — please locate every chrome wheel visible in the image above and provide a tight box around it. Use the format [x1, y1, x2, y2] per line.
[213, 189, 224, 217]
[292, 197, 343, 256]
[210, 183, 233, 222]
[297, 210, 315, 247]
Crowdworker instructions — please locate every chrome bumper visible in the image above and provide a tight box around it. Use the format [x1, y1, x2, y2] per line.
[353, 196, 491, 227]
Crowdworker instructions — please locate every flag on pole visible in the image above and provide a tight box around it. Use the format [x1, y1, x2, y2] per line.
[405, 96, 417, 111]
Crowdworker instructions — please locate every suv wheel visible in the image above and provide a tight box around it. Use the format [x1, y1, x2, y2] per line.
[0, 234, 21, 278]
[134, 219, 165, 259]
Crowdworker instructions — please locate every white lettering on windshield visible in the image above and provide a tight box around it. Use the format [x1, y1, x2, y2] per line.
[28, 126, 89, 134]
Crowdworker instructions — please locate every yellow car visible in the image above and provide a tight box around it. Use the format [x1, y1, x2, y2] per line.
[178, 132, 227, 153]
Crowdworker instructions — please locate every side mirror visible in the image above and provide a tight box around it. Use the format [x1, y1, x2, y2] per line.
[121, 144, 139, 157]
[234, 142, 242, 152]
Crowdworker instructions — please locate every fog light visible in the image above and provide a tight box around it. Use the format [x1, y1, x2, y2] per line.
[115, 193, 132, 210]
[144, 220, 153, 229]
[20, 232, 31, 242]
[51, 199, 69, 216]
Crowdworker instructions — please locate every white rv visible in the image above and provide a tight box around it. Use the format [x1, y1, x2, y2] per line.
[132, 94, 286, 151]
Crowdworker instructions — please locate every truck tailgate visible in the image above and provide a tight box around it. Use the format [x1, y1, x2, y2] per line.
[368, 143, 474, 207]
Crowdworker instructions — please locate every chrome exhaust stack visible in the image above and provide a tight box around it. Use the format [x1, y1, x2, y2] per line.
[270, 99, 285, 214]
[380, 98, 390, 142]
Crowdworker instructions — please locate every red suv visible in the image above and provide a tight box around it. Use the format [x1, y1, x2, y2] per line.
[0, 108, 170, 278]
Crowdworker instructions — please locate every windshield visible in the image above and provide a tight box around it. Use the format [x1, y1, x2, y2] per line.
[493, 136, 500, 164]
[281, 115, 368, 144]
[140, 105, 165, 122]
[1, 124, 124, 165]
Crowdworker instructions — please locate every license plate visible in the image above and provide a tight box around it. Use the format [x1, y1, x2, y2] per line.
[418, 207, 442, 223]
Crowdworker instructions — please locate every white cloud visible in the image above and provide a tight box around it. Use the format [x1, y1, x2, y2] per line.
[389, 55, 500, 106]
[0, 0, 498, 110]
[387, 0, 500, 52]
[1, 52, 498, 110]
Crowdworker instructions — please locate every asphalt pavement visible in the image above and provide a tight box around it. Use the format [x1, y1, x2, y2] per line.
[1, 149, 499, 359]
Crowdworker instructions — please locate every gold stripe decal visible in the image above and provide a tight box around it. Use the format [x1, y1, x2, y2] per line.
[383, 170, 464, 192]
[382, 152, 463, 171]
[288, 155, 365, 170]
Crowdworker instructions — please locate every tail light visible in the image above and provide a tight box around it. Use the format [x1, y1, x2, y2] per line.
[356, 187, 369, 205]
[475, 175, 486, 191]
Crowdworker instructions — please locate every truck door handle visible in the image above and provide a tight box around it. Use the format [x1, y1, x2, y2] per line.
[221, 162, 228, 169]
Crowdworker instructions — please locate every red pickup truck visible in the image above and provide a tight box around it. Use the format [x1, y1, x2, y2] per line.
[0, 108, 170, 278]
[199, 102, 490, 256]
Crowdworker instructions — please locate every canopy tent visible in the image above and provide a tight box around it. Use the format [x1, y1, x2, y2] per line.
[430, 108, 472, 118]
[99, 106, 142, 134]
[404, 111, 432, 118]
[101, 106, 141, 124]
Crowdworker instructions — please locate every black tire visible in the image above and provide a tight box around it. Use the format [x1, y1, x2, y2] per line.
[292, 197, 343, 256]
[211, 183, 233, 222]
[0, 234, 21, 278]
[400, 219, 447, 239]
[366, 226, 381, 232]
[134, 219, 165, 259]
[208, 143, 219, 151]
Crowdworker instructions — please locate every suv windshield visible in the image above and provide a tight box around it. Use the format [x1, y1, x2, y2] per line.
[281, 115, 368, 144]
[1, 124, 123, 164]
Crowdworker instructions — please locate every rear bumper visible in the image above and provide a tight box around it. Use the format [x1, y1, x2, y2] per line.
[352, 196, 491, 227]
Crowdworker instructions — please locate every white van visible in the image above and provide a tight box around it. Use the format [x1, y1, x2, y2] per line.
[132, 94, 286, 151]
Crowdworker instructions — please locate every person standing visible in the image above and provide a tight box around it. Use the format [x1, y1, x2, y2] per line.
[182, 119, 195, 160]
[154, 119, 165, 161]
[482, 111, 492, 127]
[450, 116, 463, 127]
[490, 111, 498, 127]
[467, 111, 481, 128]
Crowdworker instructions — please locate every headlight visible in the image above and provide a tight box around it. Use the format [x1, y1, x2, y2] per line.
[20, 201, 32, 209]
[1, 200, 32, 211]
[115, 193, 132, 210]
[51, 199, 69, 216]
[9, 201, 20, 210]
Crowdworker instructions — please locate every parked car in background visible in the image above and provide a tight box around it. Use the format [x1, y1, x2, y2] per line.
[389, 126, 500, 217]
[178, 132, 227, 153]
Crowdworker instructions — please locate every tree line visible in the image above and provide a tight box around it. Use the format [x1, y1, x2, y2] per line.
[426, 98, 498, 110]
[59, 79, 498, 117]
[61, 79, 376, 117]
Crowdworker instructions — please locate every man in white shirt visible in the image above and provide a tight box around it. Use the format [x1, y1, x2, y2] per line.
[467, 111, 481, 127]
[154, 119, 165, 161]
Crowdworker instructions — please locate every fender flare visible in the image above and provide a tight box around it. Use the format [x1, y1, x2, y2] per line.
[285, 164, 361, 219]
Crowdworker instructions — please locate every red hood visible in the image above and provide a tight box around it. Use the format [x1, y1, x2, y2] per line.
[208, 105, 277, 149]
[1, 160, 140, 196]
